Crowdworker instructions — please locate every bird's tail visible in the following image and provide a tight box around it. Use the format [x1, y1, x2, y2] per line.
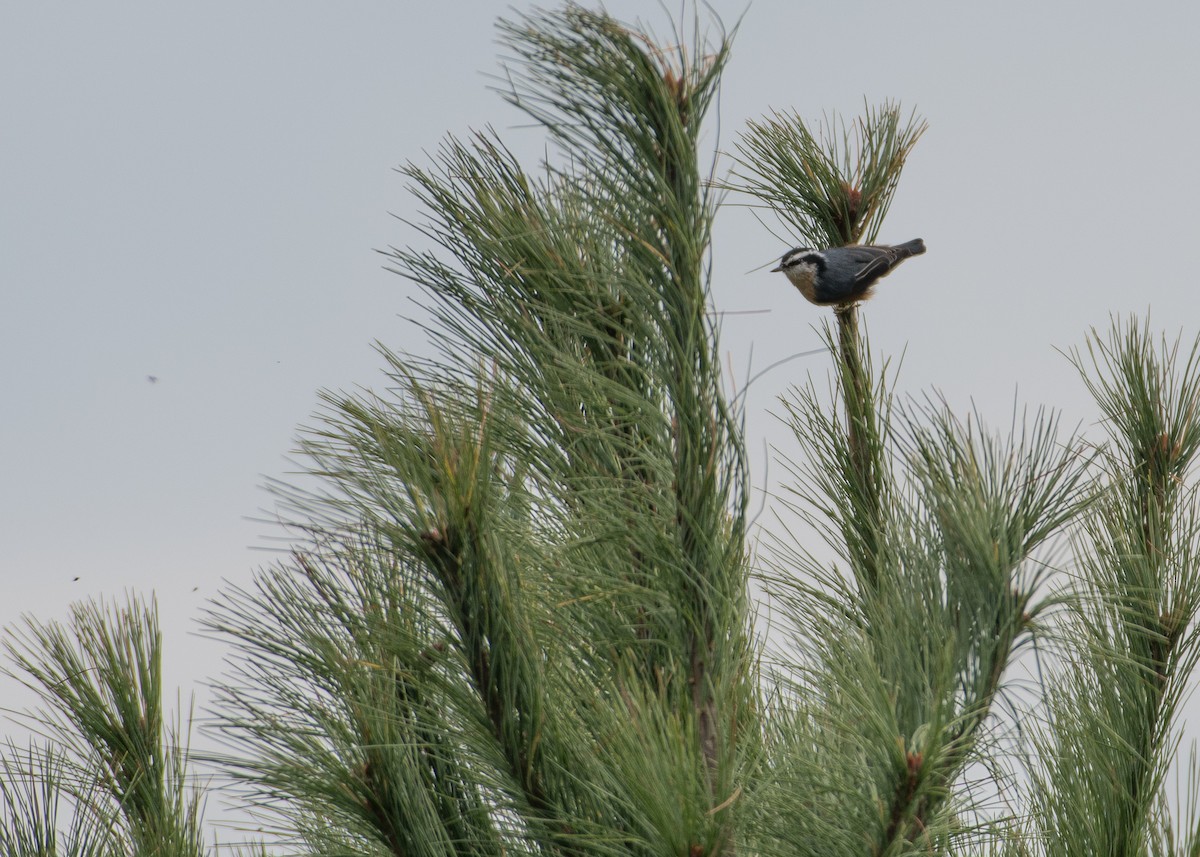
[894, 238, 926, 257]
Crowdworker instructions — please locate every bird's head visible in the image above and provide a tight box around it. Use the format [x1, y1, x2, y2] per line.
[771, 248, 825, 303]
[770, 247, 824, 273]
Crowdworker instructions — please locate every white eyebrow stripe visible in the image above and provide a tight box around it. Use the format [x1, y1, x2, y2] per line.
[782, 249, 819, 268]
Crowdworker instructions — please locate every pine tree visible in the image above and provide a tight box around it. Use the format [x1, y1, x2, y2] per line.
[6, 6, 1200, 856]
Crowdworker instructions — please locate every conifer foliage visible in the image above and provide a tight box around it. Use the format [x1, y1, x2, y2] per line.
[5, 6, 1200, 857]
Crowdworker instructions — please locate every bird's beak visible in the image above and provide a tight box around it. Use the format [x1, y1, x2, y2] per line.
[770, 264, 782, 272]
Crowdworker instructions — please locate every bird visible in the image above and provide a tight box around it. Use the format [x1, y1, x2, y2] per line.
[771, 238, 926, 305]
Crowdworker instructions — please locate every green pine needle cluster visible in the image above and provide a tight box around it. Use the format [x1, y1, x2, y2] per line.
[732, 104, 926, 249]
[2, 598, 205, 856]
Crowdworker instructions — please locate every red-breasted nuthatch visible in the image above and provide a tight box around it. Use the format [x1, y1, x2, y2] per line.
[771, 239, 926, 305]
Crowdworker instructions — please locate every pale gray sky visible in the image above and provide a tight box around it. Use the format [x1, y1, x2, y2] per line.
[3, 0, 1200, 829]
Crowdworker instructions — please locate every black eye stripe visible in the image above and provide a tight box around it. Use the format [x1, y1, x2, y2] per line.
[783, 251, 824, 270]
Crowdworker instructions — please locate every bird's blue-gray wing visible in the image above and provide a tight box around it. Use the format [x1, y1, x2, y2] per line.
[844, 246, 895, 286]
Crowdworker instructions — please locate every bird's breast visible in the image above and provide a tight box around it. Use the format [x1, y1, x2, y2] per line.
[784, 268, 818, 304]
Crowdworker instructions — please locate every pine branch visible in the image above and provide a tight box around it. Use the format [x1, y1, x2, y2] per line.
[208, 6, 754, 856]
[833, 304, 887, 590]
[1031, 319, 1200, 853]
[2, 598, 205, 857]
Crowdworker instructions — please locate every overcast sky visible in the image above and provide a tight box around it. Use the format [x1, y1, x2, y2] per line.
[4, 0, 1200, 833]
